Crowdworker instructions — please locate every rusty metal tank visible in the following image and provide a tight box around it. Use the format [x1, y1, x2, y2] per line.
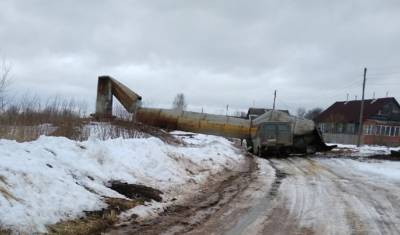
[136, 108, 255, 139]
[95, 76, 255, 140]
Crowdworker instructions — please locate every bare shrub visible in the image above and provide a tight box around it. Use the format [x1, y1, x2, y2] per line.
[296, 107, 306, 118]
[0, 95, 87, 141]
[0, 90, 177, 142]
[0, 59, 12, 112]
[113, 102, 132, 121]
[305, 107, 323, 120]
[0, 94, 153, 142]
[80, 122, 147, 141]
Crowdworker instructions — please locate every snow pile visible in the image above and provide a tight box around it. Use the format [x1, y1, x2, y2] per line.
[328, 143, 400, 157]
[0, 132, 245, 233]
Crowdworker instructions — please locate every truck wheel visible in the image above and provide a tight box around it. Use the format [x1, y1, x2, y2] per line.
[246, 140, 254, 154]
[306, 146, 316, 155]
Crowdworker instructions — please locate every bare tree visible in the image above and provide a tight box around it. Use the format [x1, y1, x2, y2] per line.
[0, 59, 12, 111]
[296, 107, 306, 118]
[172, 93, 187, 112]
[304, 107, 323, 120]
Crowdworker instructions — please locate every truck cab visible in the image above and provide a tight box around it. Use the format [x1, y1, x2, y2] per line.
[252, 122, 293, 156]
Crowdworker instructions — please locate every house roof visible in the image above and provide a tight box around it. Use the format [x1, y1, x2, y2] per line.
[315, 97, 399, 123]
[247, 108, 290, 117]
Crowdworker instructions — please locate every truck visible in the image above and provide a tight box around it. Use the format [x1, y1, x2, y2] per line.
[252, 121, 293, 156]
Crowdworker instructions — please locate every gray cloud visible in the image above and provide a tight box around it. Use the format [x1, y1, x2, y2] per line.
[1, 0, 399, 113]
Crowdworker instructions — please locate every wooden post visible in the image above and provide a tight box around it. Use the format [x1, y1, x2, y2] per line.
[357, 68, 367, 147]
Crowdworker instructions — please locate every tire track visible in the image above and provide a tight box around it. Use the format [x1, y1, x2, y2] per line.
[105, 156, 258, 235]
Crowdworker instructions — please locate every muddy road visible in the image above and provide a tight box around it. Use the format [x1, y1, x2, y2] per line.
[106, 156, 400, 235]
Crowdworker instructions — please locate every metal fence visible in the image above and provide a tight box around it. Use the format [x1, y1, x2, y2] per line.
[322, 133, 359, 145]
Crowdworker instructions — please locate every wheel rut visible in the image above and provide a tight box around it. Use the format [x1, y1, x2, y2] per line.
[105, 156, 258, 235]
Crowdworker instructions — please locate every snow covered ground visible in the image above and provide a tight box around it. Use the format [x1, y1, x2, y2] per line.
[327, 143, 400, 157]
[323, 158, 400, 180]
[272, 157, 400, 234]
[0, 132, 246, 233]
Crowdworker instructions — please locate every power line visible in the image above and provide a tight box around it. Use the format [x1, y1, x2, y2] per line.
[322, 79, 363, 101]
[368, 71, 400, 76]
[323, 79, 361, 95]
[367, 65, 400, 71]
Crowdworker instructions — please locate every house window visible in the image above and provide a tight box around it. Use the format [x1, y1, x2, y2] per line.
[380, 125, 385, 136]
[380, 126, 386, 136]
[337, 123, 344, 133]
[370, 125, 375, 135]
[321, 123, 326, 133]
[376, 125, 381, 136]
[366, 125, 373, 135]
[347, 124, 355, 134]
[364, 125, 373, 135]
[390, 126, 395, 136]
[396, 127, 400, 136]
[385, 126, 391, 136]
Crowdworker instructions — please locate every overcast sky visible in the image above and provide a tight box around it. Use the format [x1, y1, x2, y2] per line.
[1, 0, 399, 114]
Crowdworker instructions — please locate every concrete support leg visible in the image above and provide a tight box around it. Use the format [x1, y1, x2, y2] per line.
[95, 76, 113, 119]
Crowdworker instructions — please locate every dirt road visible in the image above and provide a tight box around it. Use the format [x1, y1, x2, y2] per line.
[106, 156, 400, 235]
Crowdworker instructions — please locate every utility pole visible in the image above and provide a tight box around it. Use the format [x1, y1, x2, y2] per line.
[273, 90, 277, 110]
[357, 67, 367, 147]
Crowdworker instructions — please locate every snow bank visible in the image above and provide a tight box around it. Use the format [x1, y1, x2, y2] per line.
[328, 143, 400, 157]
[0, 133, 245, 233]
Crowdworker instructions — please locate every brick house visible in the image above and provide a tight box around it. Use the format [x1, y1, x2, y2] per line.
[315, 97, 400, 146]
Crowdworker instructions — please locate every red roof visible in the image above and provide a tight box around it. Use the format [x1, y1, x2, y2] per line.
[315, 97, 399, 123]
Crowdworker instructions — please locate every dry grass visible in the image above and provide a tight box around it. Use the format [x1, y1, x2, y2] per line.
[0, 176, 20, 203]
[0, 229, 11, 235]
[0, 96, 86, 141]
[0, 124, 57, 142]
[0, 187, 19, 202]
[0, 175, 7, 185]
[0, 95, 183, 144]
[0, 97, 162, 142]
[47, 198, 141, 235]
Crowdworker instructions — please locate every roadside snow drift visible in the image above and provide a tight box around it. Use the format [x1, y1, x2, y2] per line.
[328, 143, 400, 157]
[0, 132, 245, 233]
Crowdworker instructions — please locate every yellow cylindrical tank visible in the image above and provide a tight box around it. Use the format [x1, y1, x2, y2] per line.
[136, 108, 255, 139]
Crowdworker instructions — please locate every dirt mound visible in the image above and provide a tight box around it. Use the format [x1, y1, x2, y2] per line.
[109, 181, 163, 202]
